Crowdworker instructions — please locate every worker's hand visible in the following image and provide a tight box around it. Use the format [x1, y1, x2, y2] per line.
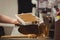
[11, 19, 20, 24]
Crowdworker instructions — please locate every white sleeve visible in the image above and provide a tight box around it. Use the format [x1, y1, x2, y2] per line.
[39, 13, 44, 24]
[31, 0, 37, 4]
[48, 0, 56, 8]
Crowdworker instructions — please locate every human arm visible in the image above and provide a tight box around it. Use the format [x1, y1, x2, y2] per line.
[0, 14, 19, 24]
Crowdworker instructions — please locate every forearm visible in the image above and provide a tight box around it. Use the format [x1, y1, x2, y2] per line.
[0, 15, 14, 23]
[0, 15, 19, 24]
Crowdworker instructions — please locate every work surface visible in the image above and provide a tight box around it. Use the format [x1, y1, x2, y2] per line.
[0, 26, 53, 40]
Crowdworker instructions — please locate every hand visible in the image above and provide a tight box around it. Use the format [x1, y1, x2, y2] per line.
[11, 19, 20, 24]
